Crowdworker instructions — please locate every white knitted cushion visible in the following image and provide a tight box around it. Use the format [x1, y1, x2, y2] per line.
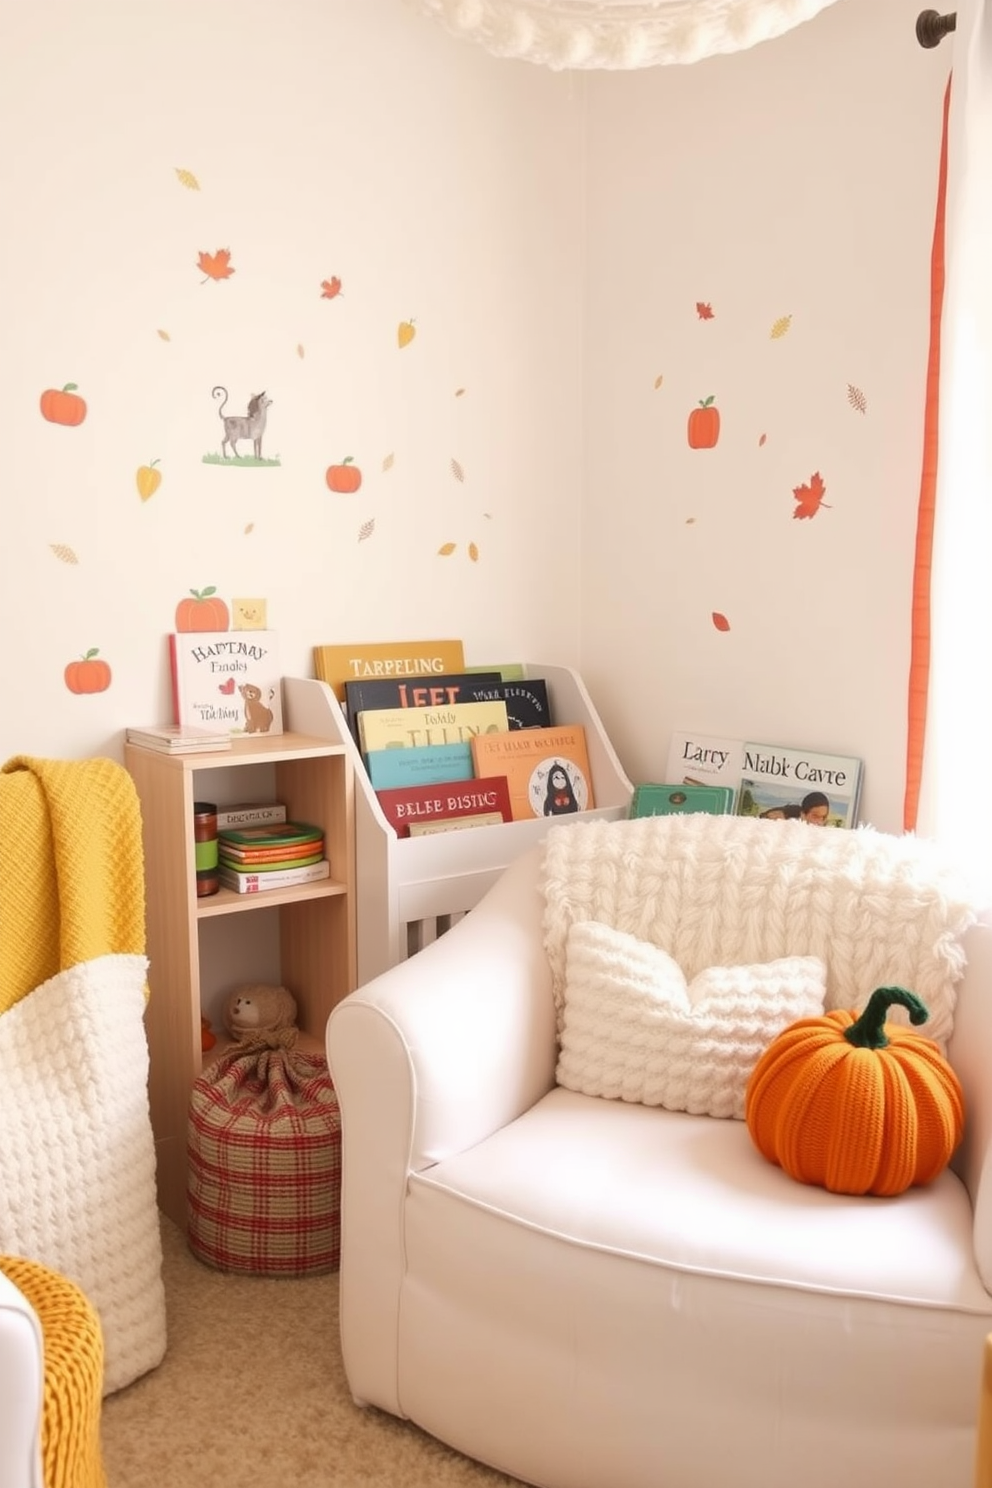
[556, 920, 827, 1119]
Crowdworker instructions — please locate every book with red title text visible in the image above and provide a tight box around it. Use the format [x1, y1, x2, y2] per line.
[470, 725, 594, 822]
[374, 777, 513, 838]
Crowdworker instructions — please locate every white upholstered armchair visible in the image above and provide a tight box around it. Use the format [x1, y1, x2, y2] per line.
[327, 814, 992, 1488]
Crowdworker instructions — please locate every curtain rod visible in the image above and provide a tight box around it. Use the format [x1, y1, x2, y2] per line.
[917, 9, 957, 46]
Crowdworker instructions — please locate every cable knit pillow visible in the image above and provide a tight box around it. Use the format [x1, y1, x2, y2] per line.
[556, 920, 827, 1119]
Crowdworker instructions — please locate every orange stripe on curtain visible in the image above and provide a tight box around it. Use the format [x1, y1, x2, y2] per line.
[905, 74, 952, 833]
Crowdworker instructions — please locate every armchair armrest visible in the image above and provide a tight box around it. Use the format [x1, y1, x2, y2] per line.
[326, 846, 557, 1411]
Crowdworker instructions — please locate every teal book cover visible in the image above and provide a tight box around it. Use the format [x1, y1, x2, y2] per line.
[365, 741, 475, 791]
[630, 783, 735, 819]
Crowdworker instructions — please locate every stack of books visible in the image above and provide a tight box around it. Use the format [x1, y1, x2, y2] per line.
[216, 821, 329, 894]
[126, 724, 231, 754]
[311, 636, 595, 835]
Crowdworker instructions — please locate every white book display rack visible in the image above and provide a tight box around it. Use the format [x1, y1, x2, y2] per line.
[284, 666, 634, 985]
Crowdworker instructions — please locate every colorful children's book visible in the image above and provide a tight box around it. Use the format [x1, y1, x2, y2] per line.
[312, 639, 466, 702]
[170, 630, 283, 737]
[218, 851, 325, 873]
[664, 731, 744, 805]
[471, 724, 594, 821]
[407, 814, 506, 836]
[374, 777, 513, 837]
[458, 678, 551, 730]
[343, 671, 501, 746]
[358, 700, 509, 755]
[217, 821, 323, 850]
[364, 742, 476, 791]
[629, 783, 735, 818]
[737, 742, 863, 829]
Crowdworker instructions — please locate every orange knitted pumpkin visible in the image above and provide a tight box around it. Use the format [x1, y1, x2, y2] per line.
[744, 986, 964, 1197]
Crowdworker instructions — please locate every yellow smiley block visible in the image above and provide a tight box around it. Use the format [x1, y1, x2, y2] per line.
[232, 598, 268, 630]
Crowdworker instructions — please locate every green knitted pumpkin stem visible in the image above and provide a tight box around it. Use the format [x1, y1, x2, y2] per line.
[843, 985, 930, 1049]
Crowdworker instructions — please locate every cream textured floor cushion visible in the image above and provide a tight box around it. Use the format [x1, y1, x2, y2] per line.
[0, 954, 166, 1395]
[327, 815, 992, 1488]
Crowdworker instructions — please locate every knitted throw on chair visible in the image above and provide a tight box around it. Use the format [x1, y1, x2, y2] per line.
[540, 814, 977, 1047]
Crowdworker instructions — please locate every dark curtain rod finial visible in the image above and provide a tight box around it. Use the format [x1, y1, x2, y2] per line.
[917, 9, 957, 47]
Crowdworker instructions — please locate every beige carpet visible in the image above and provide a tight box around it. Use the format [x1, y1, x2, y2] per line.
[101, 1214, 526, 1488]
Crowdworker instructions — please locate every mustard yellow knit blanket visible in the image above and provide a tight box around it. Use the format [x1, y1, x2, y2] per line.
[0, 756, 146, 1015]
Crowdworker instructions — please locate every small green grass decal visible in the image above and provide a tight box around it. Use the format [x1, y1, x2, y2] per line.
[202, 453, 282, 467]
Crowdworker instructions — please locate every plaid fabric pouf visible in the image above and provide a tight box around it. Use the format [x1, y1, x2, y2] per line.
[186, 1034, 341, 1275]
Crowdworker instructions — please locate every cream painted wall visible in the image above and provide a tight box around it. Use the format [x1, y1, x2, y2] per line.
[580, 0, 949, 834]
[0, 0, 585, 763]
[1, 0, 949, 839]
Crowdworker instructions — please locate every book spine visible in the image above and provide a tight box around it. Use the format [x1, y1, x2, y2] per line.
[215, 803, 287, 830]
[217, 860, 330, 893]
[219, 846, 323, 866]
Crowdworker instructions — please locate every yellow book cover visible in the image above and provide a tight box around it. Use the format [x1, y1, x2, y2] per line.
[358, 700, 508, 754]
[470, 725, 595, 821]
[313, 639, 466, 702]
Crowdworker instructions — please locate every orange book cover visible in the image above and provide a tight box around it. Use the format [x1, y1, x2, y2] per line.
[470, 725, 595, 821]
[312, 638, 465, 702]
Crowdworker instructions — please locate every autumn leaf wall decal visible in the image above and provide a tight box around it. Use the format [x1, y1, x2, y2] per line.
[451, 458, 465, 483]
[358, 519, 375, 543]
[712, 612, 731, 632]
[847, 384, 868, 414]
[769, 315, 792, 339]
[50, 543, 79, 565]
[792, 471, 831, 520]
[198, 249, 235, 282]
[696, 302, 715, 320]
[175, 168, 200, 191]
[321, 277, 342, 299]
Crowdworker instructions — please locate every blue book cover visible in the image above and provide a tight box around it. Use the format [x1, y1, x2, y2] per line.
[365, 741, 475, 791]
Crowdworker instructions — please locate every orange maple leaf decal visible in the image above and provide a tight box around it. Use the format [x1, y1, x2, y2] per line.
[321, 276, 342, 299]
[198, 249, 235, 282]
[792, 471, 831, 520]
[696, 302, 714, 320]
[712, 612, 730, 632]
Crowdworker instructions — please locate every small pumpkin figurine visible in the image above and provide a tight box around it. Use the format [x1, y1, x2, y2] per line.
[745, 986, 964, 1197]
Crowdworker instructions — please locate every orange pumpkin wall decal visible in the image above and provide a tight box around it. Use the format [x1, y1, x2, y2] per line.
[40, 382, 88, 426]
[175, 587, 230, 633]
[745, 985, 964, 1197]
[326, 457, 362, 494]
[64, 648, 111, 694]
[687, 395, 720, 449]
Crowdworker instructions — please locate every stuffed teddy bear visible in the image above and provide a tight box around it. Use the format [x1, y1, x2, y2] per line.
[222, 983, 298, 1043]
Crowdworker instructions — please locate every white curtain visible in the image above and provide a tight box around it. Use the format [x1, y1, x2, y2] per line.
[402, 0, 841, 69]
[917, 1, 992, 903]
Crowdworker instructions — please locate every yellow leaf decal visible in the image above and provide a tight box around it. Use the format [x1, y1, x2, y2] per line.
[438, 542, 457, 556]
[297, 344, 305, 359]
[468, 542, 479, 562]
[175, 167, 200, 191]
[382, 452, 395, 472]
[770, 315, 792, 339]
[451, 458, 464, 483]
[50, 543, 78, 565]
[847, 383, 868, 414]
[157, 329, 171, 341]
[654, 374, 664, 389]
[244, 523, 254, 535]
[358, 519, 375, 543]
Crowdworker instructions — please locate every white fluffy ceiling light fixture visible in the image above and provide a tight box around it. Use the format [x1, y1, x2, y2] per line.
[402, 0, 843, 69]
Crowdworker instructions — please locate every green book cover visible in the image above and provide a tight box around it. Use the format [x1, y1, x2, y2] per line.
[218, 851, 325, 872]
[630, 783, 735, 819]
[216, 820, 323, 848]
